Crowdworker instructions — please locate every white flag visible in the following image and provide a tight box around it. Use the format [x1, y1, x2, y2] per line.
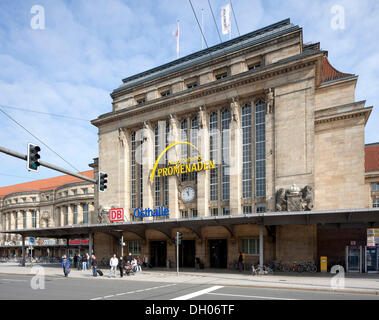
[173, 20, 180, 58]
[221, 3, 231, 35]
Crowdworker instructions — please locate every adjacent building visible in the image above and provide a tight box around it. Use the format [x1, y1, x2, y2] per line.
[0, 170, 95, 257]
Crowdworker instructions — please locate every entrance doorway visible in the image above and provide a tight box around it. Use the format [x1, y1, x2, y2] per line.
[209, 239, 227, 268]
[179, 240, 196, 268]
[150, 241, 167, 267]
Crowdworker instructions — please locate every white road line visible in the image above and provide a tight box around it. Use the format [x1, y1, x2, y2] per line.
[206, 292, 298, 300]
[171, 286, 224, 300]
[90, 284, 177, 300]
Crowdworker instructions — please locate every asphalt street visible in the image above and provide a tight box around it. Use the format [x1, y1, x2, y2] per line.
[0, 274, 378, 300]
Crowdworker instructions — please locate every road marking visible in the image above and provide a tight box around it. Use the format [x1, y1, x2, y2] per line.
[206, 292, 298, 300]
[171, 286, 224, 300]
[90, 284, 177, 300]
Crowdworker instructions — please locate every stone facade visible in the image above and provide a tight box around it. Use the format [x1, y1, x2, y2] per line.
[0, 177, 95, 257]
[89, 19, 373, 268]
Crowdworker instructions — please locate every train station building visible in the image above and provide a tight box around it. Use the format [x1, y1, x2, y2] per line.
[1, 19, 379, 271]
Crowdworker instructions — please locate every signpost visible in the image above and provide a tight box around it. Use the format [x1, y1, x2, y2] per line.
[176, 232, 182, 276]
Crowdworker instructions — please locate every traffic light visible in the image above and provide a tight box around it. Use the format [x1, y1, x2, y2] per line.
[27, 143, 41, 172]
[177, 232, 182, 245]
[98, 172, 108, 192]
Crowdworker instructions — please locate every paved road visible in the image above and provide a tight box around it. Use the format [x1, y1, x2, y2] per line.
[0, 274, 378, 300]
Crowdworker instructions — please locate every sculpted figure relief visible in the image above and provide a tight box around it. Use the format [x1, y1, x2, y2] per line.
[97, 206, 109, 224]
[275, 185, 314, 212]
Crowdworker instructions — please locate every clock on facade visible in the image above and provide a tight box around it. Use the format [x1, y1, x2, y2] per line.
[181, 186, 196, 203]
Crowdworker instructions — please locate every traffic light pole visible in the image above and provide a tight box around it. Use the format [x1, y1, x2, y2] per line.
[177, 232, 179, 276]
[0, 145, 96, 184]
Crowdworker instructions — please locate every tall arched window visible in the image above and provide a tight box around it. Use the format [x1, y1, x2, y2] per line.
[255, 100, 266, 198]
[241, 104, 252, 198]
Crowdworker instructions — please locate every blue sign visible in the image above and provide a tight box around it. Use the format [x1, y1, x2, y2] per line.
[29, 237, 35, 244]
[134, 207, 169, 219]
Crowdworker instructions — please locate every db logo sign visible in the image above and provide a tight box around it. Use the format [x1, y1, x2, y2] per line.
[109, 208, 124, 222]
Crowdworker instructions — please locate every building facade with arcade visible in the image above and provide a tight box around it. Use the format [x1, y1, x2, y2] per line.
[90, 19, 377, 269]
[0, 171, 95, 258]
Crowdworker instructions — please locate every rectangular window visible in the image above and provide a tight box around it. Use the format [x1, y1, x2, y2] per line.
[242, 104, 252, 198]
[160, 90, 171, 97]
[255, 100, 266, 198]
[83, 204, 89, 224]
[256, 204, 266, 213]
[187, 82, 198, 89]
[191, 209, 198, 218]
[137, 98, 146, 105]
[241, 238, 260, 255]
[72, 189, 77, 195]
[222, 207, 230, 216]
[14, 213, 18, 230]
[248, 63, 261, 71]
[243, 206, 252, 214]
[221, 110, 230, 201]
[23, 212, 26, 229]
[215, 72, 228, 80]
[211, 208, 218, 216]
[82, 188, 88, 195]
[210, 112, 218, 201]
[73, 205, 78, 224]
[128, 241, 141, 255]
[181, 210, 188, 219]
[32, 210, 37, 228]
[373, 199, 379, 208]
[372, 183, 379, 192]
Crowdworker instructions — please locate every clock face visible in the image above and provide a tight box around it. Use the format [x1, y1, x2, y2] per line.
[182, 186, 195, 203]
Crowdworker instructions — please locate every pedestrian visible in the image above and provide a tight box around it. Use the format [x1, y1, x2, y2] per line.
[128, 253, 133, 263]
[91, 255, 98, 277]
[109, 254, 118, 278]
[73, 253, 78, 268]
[86, 253, 90, 271]
[82, 253, 88, 271]
[61, 255, 70, 277]
[118, 256, 125, 278]
[143, 255, 148, 268]
[238, 252, 243, 272]
[137, 256, 142, 272]
[77, 254, 82, 270]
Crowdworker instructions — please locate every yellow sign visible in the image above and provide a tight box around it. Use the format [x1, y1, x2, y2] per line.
[150, 141, 215, 182]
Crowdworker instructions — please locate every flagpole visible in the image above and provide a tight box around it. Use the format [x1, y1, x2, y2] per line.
[229, 0, 232, 40]
[177, 20, 180, 59]
[201, 9, 204, 49]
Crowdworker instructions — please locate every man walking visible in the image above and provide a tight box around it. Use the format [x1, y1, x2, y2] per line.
[118, 256, 125, 278]
[77, 254, 82, 270]
[82, 253, 87, 271]
[109, 254, 118, 278]
[61, 255, 70, 277]
[91, 255, 98, 277]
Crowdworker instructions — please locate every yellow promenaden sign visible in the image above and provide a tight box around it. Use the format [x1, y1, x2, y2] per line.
[150, 141, 215, 182]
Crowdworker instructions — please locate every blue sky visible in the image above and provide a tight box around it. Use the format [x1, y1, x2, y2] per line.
[0, 0, 378, 187]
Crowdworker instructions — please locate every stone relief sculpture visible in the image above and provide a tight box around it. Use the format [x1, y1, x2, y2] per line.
[266, 88, 274, 114]
[198, 106, 207, 129]
[97, 206, 109, 224]
[40, 210, 51, 226]
[275, 184, 314, 212]
[231, 98, 240, 122]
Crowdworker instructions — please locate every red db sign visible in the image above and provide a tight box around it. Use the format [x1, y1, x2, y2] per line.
[109, 208, 124, 222]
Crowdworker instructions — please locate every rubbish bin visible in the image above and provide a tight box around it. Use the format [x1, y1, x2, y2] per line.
[320, 256, 327, 273]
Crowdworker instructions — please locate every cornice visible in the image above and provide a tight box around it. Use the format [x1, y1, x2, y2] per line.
[314, 107, 372, 125]
[93, 52, 321, 128]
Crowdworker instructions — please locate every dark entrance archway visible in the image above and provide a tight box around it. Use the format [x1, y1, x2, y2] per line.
[150, 241, 167, 267]
[209, 239, 227, 268]
[179, 240, 196, 268]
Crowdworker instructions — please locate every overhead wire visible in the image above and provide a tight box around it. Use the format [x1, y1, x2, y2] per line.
[0, 107, 80, 172]
[207, 0, 223, 43]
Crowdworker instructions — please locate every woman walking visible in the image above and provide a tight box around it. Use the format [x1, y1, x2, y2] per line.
[61, 255, 70, 277]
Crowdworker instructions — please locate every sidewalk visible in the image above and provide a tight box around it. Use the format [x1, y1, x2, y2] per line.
[1, 263, 378, 295]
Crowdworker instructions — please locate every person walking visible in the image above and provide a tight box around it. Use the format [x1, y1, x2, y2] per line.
[86, 253, 90, 272]
[91, 255, 98, 277]
[238, 252, 243, 272]
[82, 254, 87, 271]
[73, 253, 78, 268]
[77, 254, 82, 271]
[61, 255, 70, 277]
[118, 256, 125, 278]
[109, 254, 118, 278]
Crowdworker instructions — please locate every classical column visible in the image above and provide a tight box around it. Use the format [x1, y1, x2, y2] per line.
[68, 205, 73, 225]
[26, 210, 32, 229]
[265, 88, 275, 211]
[168, 115, 180, 219]
[118, 128, 131, 221]
[229, 98, 242, 215]
[197, 107, 210, 217]
[89, 203, 95, 224]
[10, 211, 15, 231]
[142, 122, 154, 217]
[78, 203, 84, 224]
